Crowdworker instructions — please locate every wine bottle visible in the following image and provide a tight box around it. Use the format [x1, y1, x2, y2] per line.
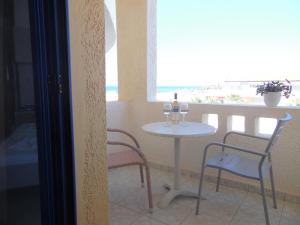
[172, 93, 180, 112]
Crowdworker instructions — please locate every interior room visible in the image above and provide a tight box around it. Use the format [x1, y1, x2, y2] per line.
[0, 1, 40, 224]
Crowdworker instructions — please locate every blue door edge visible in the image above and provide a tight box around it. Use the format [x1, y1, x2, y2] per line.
[64, 0, 78, 223]
[29, 1, 77, 225]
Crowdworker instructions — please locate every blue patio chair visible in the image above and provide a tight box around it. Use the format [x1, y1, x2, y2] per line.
[196, 113, 292, 225]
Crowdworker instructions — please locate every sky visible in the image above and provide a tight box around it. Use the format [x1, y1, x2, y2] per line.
[105, 0, 300, 87]
[105, 0, 118, 86]
[157, 0, 300, 86]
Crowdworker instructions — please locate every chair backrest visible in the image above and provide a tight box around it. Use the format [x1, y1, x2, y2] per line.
[107, 128, 140, 148]
[265, 113, 292, 154]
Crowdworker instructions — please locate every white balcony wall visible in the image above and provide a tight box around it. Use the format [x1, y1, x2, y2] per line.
[106, 0, 300, 199]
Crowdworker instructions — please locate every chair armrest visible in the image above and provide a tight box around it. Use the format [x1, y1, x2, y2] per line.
[107, 141, 147, 164]
[107, 128, 140, 148]
[224, 131, 270, 143]
[205, 142, 267, 157]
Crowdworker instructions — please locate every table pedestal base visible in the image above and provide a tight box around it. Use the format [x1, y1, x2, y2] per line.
[158, 185, 204, 209]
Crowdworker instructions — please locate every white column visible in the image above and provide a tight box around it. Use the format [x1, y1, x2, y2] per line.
[147, 0, 157, 101]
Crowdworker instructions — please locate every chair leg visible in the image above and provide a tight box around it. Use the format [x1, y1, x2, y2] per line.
[196, 166, 206, 215]
[269, 166, 277, 209]
[259, 177, 270, 225]
[139, 165, 144, 187]
[145, 165, 153, 213]
[216, 169, 222, 192]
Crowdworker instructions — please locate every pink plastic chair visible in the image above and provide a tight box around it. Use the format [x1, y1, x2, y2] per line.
[107, 128, 153, 213]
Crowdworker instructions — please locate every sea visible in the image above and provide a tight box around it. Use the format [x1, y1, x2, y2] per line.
[106, 84, 300, 106]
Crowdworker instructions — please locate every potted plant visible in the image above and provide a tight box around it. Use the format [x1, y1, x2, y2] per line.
[256, 80, 292, 107]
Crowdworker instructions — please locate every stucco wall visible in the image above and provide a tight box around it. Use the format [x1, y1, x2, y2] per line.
[112, 0, 300, 198]
[117, 0, 148, 102]
[68, 0, 109, 225]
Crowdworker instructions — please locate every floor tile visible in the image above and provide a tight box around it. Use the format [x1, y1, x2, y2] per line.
[189, 185, 246, 223]
[230, 215, 278, 225]
[108, 167, 300, 225]
[282, 201, 300, 221]
[182, 213, 231, 225]
[109, 204, 140, 225]
[205, 185, 248, 205]
[117, 186, 161, 214]
[147, 202, 193, 225]
[230, 192, 283, 225]
[194, 195, 240, 221]
[108, 166, 152, 204]
[279, 217, 300, 225]
[131, 216, 168, 225]
[109, 183, 137, 204]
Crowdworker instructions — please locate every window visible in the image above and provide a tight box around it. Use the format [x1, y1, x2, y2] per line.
[155, 1, 300, 106]
[105, 0, 118, 101]
[202, 114, 218, 129]
[228, 115, 245, 132]
[255, 117, 277, 137]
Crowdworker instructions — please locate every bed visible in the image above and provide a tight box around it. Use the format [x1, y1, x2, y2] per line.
[0, 123, 39, 191]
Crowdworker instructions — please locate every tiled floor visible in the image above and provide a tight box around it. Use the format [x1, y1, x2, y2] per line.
[109, 166, 300, 225]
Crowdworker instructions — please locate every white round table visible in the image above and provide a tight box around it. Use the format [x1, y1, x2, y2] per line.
[142, 122, 216, 209]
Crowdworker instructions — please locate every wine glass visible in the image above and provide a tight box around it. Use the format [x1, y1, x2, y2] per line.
[163, 103, 172, 123]
[180, 102, 189, 122]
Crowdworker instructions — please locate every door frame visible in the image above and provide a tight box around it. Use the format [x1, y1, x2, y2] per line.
[30, 1, 76, 225]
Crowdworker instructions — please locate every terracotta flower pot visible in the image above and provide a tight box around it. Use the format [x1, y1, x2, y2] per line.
[263, 92, 281, 107]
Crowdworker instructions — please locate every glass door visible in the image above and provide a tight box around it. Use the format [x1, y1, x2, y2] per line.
[0, 0, 41, 224]
[0, 1, 75, 225]
[0, 0, 42, 224]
